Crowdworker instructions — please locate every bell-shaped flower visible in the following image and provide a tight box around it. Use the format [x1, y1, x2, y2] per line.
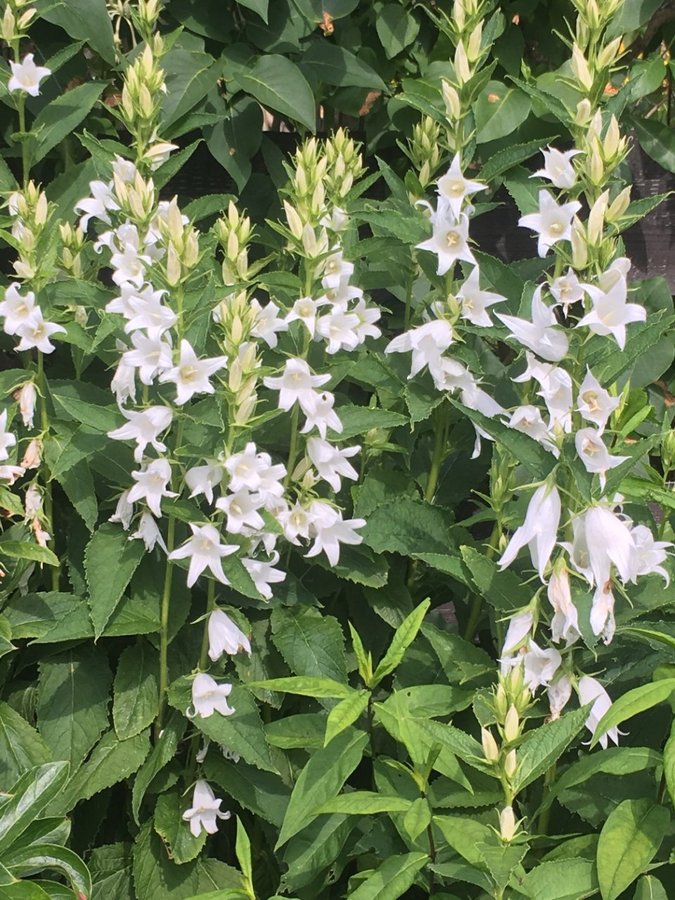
[0, 283, 37, 336]
[549, 268, 586, 315]
[168, 523, 238, 588]
[436, 153, 486, 218]
[300, 391, 343, 439]
[277, 501, 314, 545]
[8, 54, 51, 97]
[352, 298, 382, 344]
[285, 296, 329, 338]
[385, 319, 454, 381]
[242, 552, 286, 600]
[305, 500, 365, 566]
[631, 524, 671, 583]
[501, 609, 533, 656]
[123, 332, 173, 385]
[507, 405, 558, 456]
[577, 259, 645, 349]
[15, 310, 66, 354]
[577, 369, 619, 433]
[575, 427, 628, 489]
[0, 410, 17, 462]
[127, 458, 177, 517]
[564, 506, 638, 588]
[216, 489, 265, 534]
[577, 675, 620, 749]
[522, 641, 562, 692]
[108, 405, 173, 463]
[250, 298, 288, 348]
[548, 673, 573, 720]
[590, 580, 616, 642]
[185, 462, 223, 505]
[130, 511, 167, 553]
[321, 251, 354, 290]
[159, 340, 228, 406]
[316, 308, 362, 354]
[416, 206, 476, 274]
[182, 780, 230, 837]
[532, 147, 581, 190]
[306, 437, 360, 492]
[109, 489, 134, 531]
[457, 266, 505, 327]
[498, 482, 561, 581]
[75, 180, 119, 230]
[208, 609, 251, 660]
[537, 367, 573, 433]
[519, 190, 581, 257]
[496, 287, 569, 362]
[188, 674, 235, 718]
[547, 562, 580, 645]
[263, 358, 330, 415]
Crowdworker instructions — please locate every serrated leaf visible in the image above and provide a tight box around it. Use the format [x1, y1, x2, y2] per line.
[204, 756, 290, 828]
[37, 646, 111, 771]
[271, 606, 347, 683]
[32, 82, 105, 163]
[113, 642, 159, 740]
[231, 54, 316, 132]
[592, 679, 675, 748]
[0, 541, 59, 566]
[0, 762, 69, 854]
[597, 799, 669, 900]
[276, 729, 368, 847]
[0, 703, 51, 786]
[514, 707, 588, 793]
[85, 523, 145, 638]
[316, 792, 411, 815]
[154, 791, 206, 865]
[247, 676, 354, 699]
[132, 713, 186, 825]
[351, 852, 428, 899]
[4, 844, 91, 898]
[512, 858, 598, 900]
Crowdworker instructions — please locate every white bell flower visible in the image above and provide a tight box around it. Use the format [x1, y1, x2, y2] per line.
[631, 524, 671, 583]
[285, 296, 329, 338]
[0, 410, 17, 461]
[577, 258, 645, 349]
[182, 780, 231, 837]
[416, 206, 476, 274]
[522, 641, 562, 692]
[15, 381, 37, 429]
[352, 298, 382, 344]
[549, 268, 586, 315]
[111, 351, 137, 405]
[188, 674, 236, 719]
[577, 675, 620, 749]
[518, 190, 581, 257]
[385, 319, 454, 381]
[507, 405, 558, 456]
[8, 54, 51, 97]
[109, 489, 134, 531]
[123, 332, 173, 385]
[127, 458, 177, 517]
[216, 489, 265, 534]
[499, 482, 561, 581]
[159, 340, 228, 406]
[263, 358, 330, 415]
[547, 563, 580, 645]
[15, 310, 66, 354]
[108, 405, 173, 463]
[208, 609, 251, 660]
[564, 506, 637, 588]
[321, 251, 354, 290]
[590, 581, 616, 642]
[436, 153, 486, 218]
[185, 462, 224, 505]
[75, 180, 119, 230]
[168, 523, 238, 588]
[242, 552, 286, 600]
[250, 298, 288, 348]
[277, 502, 315, 545]
[306, 437, 360, 492]
[532, 147, 581, 190]
[547, 674, 573, 720]
[496, 287, 569, 362]
[300, 391, 343, 439]
[316, 308, 361, 354]
[130, 510, 167, 553]
[537, 367, 573, 433]
[575, 427, 628, 489]
[577, 369, 619, 433]
[305, 500, 365, 566]
[457, 266, 505, 327]
[501, 610, 534, 656]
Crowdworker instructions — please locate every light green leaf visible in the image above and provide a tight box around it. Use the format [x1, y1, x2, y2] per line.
[373, 600, 430, 684]
[402, 798, 432, 843]
[113, 642, 159, 740]
[161, 50, 220, 131]
[434, 815, 493, 867]
[0, 542, 59, 567]
[632, 875, 669, 900]
[325, 690, 370, 745]
[512, 857, 598, 899]
[37, 646, 111, 771]
[31, 82, 105, 163]
[4, 844, 90, 898]
[52, 730, 150, 814]
[376, 4, 420, 59]
[231, 54, 316, 132]
[475, 81, 531, 144]
[592, 679, 675, 747]
[596, 799, 669, 900]
[154, 791, 206, 865]
[271, 606, 347, 683]
[0, 703, 51, 786]
[235, 817, 253, 890]
[349, 851, 427, 900]
[514, 706, 588, 793]
[663, 722, 675, 810]
[85, 523, 145, 638]
[276, 728, 368, 847]
[0, 763, 69, 854]
[247, 676, 353, 699]
[316, 792, 411, 815]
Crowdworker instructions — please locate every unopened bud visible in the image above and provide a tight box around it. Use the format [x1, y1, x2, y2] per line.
[571, 217, 588, 269]
[165, 244, 181, 286]
[503, 705, 520, 742]
[442, 81, 461, 121]
[607, 185, 631, 222]
[571, 45, 593, 92]
[21, 438, 42, 470]
[503, 749, 517, 778]
[587, 190, 608, 245]
[467, 22, 483, 62]
[284, 201, 304, 240]
[499, 805, 517, 842]
[597, 37, 623, 72]
[481, 728, 499, 762]
[575, 98, 592, 126]
[603, 115, 621, 159]
[454, 42, 471, 85]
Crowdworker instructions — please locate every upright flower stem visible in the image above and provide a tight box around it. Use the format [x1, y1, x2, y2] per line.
[284, 404, 300, 487]
[156, 513, 176, 739]
[463, 520, 501, 643]
[36, 352, 58, 591]
[17, 97, 29, 188]
[199, 579, 216, 671]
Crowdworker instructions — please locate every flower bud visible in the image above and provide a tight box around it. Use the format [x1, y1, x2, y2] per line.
[503, 748, 517, 778]
[467, 22, 483, 62]
[481, 728, 499, 762]
[454, 41, 471, 85]
[503, 705, 520, 742]
[21, 438, 42, 469]
[571, 217, 588, 269]
[165, 244, 182, 286]
[499, 805, 517, 842]
[571, 45, 593, 92]
[442, 80, 461, 120]
[606, 186, 631, 222]
[284, 201, 304, 240]
[575, 98, 592, 126]
[597, 37, 623, 72]
[587, 190, 608, 245]
[603, 115, 621, 160]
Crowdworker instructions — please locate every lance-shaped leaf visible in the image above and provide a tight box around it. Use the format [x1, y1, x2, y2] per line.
[0, 763, 69, 854]
[591, 679, 675, 748]
[372, 599, 431, 685]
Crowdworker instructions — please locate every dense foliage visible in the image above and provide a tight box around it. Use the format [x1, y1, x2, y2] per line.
[0, 1, 675, 899]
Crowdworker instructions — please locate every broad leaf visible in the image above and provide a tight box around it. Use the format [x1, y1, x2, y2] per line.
[85, 523, 145, 638]
[596, 799, 669, 900]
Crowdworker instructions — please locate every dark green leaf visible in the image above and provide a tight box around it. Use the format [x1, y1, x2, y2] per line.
[113, 642, 159, 740]
[85, 523, 145, 638]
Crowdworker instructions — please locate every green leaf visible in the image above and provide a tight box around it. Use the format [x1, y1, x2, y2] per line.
[57, 460, 98, 532]
[204, 756, 290, 828]
[513, 858, 598, 899]
[514, 706, 588, 793]
[132, 712, 186, 825]
[281, 812, 352, 892]
[349, 851, 427, 900]
[373, 600, 430, 684]
[0, 884, 51, 899]
[663, 722, 675, 809]
[376, 4, 420, 59]
[276, 728, 368, 847]
[0, 703, 51, 786]
[39, 0, 115, 63]
[632, 875, 669, 900]
[632, 116, 675, 173]
[460, 546, 531, 612]
[271, 606, 347, 683]
[434, 816, 494, 867]
[5, 845, 91, 898]
[31, 82, 105, 163]
[235, 817, 253, 890]
[161, 50, 220, 131]
[154, 791, 206, 865]
[592, 679, 675, 747]
[479, 138, 549, 183]
[596, 799, 669, 900]
[113, 642, 159, 740]
[0, 763, 69, 854]
[402, 797, 431, 843]
[361, 498, 454, 556]
[236, 0, 268, 20]
[0, 542, 59, 567]
[475, 81, 531, 144]
[301, 41, 386, 90]
[450, 398, 554, 479]
[325, 690, 370, 745]
[37, 646, 111, 771]
[3, 592, 93, 644]
[49, 380, 119, 433]
[317, 792, 411, 815]
[230, 54, 316, 132]
[247, 676, 353, 699]
[52, 730, 150, 814]
[333, 405, 408, 439]
[168, 680, 276, 773]
[132, 823, 199, 900]
[89, 842, 134, 900]
[85, 523, 145, 638]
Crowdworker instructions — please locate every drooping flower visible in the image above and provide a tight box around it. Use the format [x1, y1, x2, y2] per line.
[631, 524, 671, 583]
[130, 511, 167, 553]
[306, 437, 360, 492]
[250, 298, 288, 348]
[75, 180, 119, 230]
[385, 319, 454, 381]
[575, 427, 628, 489]
[501, 610, 534, 656]
[188, 673, 236, 718]
[242, 552, 286, 600]
[185, 462, 223, 505]
[0, 410, 17, 462]
[8, 54, 51, 97]
[577, 675, 620, 749]
[305, 500, 365, 566]
[577, 259, 646, 349]
[0, 283, 37, 335]
[14, 381, 37, 430]
[496, 287, 569, 362]
[127, 458, 177, 517]
[547, 563, 580, 645]
[108, 406, 173, 463]
[518, 190, 581, 257]
[168, 523, 238, 587]
[208, 609, 251, 660]
[182, 780, 231, 837]
[498, 482, 561, 581]
[109, 489, 134, 531]
[532, 147, 581, 190]
[522, 641, 562, 692]
[456, 266, 505, 327]
[299, 391, 343, 439]
[15, 310, 66, 354]
[547, 674, 573, 720]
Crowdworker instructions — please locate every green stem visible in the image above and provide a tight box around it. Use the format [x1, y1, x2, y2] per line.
[199, 579, 217, 671]
[284, 405, 300, 487]
[537, 762, 557, 836]
[156, 514, 176, 739]
[425, 405, 449, 503]
[463, 520, 501, 643]
[17, 96, 29, 187]
[36, 352, 58, 592]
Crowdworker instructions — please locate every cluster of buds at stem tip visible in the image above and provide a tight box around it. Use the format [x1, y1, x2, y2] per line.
[6, 181, 50, 280]
[132, 0, 162, 43]
[58, 223, 86, 278]
[580, 111, 629, 186]
[157, 197, 199, 286]
[408, 117, 443, 190]
[120, 40, 166, 146]
[323, 128, 365, 203]
[1, 0, 37, 43]
[214, 202, 253, 285]
[113, 170, 157, 225]
[287, 138, 328, 225]
[572, 0, 624, 37]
